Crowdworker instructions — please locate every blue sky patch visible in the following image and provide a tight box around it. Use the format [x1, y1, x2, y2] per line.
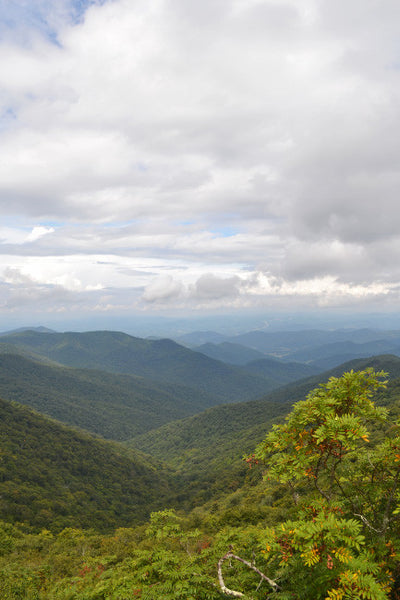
[210, 227, 239, 238]
[0, 1, 109, 45]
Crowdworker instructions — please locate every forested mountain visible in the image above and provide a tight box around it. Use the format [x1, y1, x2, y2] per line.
[129, 354, 400, 504]
[0, 330, 275, 403]
[3, 365, 400, 599]
[239, 355, 319, 382]
[0, 398, 173, 532]
[178, 327, 400, 374]
[193, 343, 319, 385]
[2, 346, 400, 598]
[284, 338, 400, 369]
[193, 341, 266, 365]
[0, 326, 56, 335]
[175, 330, 229, 346]
[0, 353, 219, 440]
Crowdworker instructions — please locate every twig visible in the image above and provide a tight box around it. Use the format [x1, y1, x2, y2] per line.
[354, 513, 382, 534]
[217, 551, 279, 597]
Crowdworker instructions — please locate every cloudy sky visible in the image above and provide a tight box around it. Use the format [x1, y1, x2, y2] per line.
[0, 0, 399, 329]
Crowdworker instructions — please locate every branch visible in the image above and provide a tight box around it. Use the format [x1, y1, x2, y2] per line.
[314, 454, 331, 502]
[217, 550, 279, 598]
[381, 466, 400, 537]
[354, 512, 382, 534]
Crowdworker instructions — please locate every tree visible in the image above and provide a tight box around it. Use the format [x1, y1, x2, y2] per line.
[246, 369, 400, 599]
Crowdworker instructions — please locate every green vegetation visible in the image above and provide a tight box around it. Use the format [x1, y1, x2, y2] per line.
[0, 398, 173, 532]
[248, 368, 400, 598]
[0, 353, 218, 440]
[0, 330, 274, 402]
[194, 341, 267, 365]
[2, 368, 400, 598]
[129, 354, 400, 505]
[2, 335, 400, 599]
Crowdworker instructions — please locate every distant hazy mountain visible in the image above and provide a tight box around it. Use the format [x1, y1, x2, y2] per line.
[229, 328, 400, 356]
[241, 356, 319, 382]
[194, 341, 266, 365]
[189, 328, 400, 372]
[284, 338, 400, 369]
[175, 330, 229, 346]
[178, 327, 400, 360]
[0, 330, 275, 403]
[194, 343, 319, 384]
[0, 325, 56, 335]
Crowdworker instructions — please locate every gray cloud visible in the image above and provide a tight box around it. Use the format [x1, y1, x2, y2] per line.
[191, 274, 241, 300]
[142, 275, 183, 303]
[0, 0, 399, 319]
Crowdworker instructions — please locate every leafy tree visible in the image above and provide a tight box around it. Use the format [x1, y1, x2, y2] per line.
[249, 369, 400, 599]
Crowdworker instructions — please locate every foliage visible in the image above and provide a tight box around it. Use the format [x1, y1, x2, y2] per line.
[3, 365, 400, 598]
[129, 356, 400, 509]
[0, 398, 173, 531]
[0, 511, 239, 600]
[251, 369, 400, 599]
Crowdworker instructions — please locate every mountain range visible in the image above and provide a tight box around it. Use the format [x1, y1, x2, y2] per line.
[0, 330, 278, 403]
[2, 325, 400, 600]
[181, 328, 400, 370]
[2, 326, 400, 530]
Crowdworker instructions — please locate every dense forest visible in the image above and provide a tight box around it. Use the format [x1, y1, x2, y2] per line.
[1, 329, 400, 598]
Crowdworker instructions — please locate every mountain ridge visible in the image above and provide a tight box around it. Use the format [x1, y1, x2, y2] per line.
[128, 354, 400, 503]
[0, 330, 279, 403]
[0, 353, 222, 440]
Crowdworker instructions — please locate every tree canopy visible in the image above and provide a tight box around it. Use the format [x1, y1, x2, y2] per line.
[249, 368, 400, 599]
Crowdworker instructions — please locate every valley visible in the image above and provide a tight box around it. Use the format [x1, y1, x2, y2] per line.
[1, 326, 400, 598]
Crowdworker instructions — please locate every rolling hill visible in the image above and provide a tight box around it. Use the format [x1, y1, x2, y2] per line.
[193, 341, 266, 365]
[240, 356, 319, 383]
[0, 353, 220, 440]
[0, 330, 277, 403]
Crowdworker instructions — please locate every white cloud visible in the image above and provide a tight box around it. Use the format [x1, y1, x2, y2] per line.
[26, 225, 55, 242]
[142, 275, 183, 303]
[0, 0, 399, 320]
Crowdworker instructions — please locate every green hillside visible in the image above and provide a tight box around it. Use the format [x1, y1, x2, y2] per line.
[240, 355, 319, 383]
[129, 354, 400, 504]
[0, 330, 274, 403]
[0, 398, 173, 532]
[194, 341, 266, 365]
[2, 368, 400, 599]
[0, 353, 218, 440]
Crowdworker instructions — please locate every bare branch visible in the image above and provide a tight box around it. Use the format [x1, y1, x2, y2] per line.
[354, 513, 382, 534]
[217, 550, 279, 598]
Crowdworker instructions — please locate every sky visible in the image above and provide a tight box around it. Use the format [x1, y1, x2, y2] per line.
[0, 0, 400, 332]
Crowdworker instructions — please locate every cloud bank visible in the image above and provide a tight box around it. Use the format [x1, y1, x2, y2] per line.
[0, 0, 399, 321]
